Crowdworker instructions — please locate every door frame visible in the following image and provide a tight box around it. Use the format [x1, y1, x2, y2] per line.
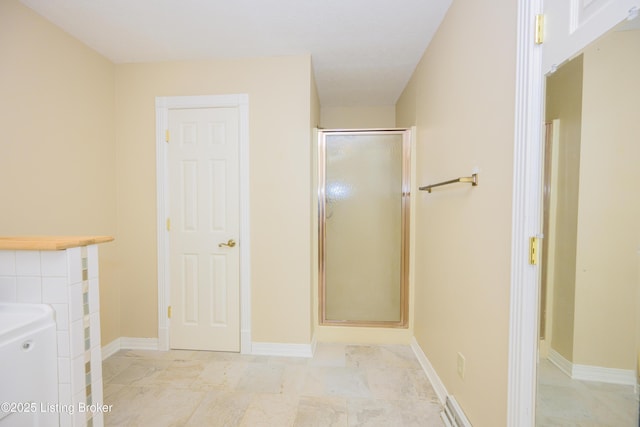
[155, 94, 251, 354]
[509, 2, 640, 425]
[508, 1, 544, 425]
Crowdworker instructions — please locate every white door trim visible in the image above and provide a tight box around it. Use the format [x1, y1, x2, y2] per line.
[508, 1, 544, 426]
[155, 94, 252, 354]
[509, 3, 640, 426]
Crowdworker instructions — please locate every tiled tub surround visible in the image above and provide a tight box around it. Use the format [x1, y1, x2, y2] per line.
[0, 236, 113, 427]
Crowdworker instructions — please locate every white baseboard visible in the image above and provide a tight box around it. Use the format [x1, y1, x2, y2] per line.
[310, 333, 318, 356]
[241, 329, 252, 355]
[158, 326, 169, 351]
[548, 348, 573, 377]
[120, 337, 159, 351]
[410, 337, 448, 404]
[251, 340, 315, 358]
[410, 338, 473, 426]
[101, 338, 121, 360]
[105, 335, 319, 360]
[444, 395, 473, 427]
[441, 412, 454, 427]
[573, 363, 637, 386]
[548, 348, 637, 386]
[101, 337, 160, 360]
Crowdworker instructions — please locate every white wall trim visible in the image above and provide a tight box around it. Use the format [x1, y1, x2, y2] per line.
[507, 0, 544, 426]
[155, 94, 251, 354]
[411, 338, 474, 426]
[509, 2, 640, 426]
[310, 333, 318, 356]
[103, 336, 316, 360]
[120, 337, 160, 351]
[101, 338, 121, 360]
[241, 329, 253, 355]
[547, 349, 573, 378]
[573, 364, 637, 386]
[251, 341, 315, 358]
[101, 337, 160, 360]
[443, 396, 473, 427]
[410, 337, 447, 405]
[548, 349, 637, 386]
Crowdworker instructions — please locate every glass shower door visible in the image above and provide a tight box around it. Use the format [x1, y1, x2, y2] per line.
[318, 130, 410, 326]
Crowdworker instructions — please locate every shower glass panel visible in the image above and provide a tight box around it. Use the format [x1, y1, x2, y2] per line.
[318, 130, 410, 327]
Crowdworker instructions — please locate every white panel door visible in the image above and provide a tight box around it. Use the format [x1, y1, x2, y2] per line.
[168, 107, 240, 352]
[543, 0, 640, 73]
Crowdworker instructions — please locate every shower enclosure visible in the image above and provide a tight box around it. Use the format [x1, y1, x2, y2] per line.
[318, 129, 410, 327]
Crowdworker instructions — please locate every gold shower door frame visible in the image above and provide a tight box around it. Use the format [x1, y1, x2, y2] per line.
[318, 129, 411, 328]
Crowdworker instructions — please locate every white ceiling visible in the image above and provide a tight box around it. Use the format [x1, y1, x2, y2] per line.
[19, 0, 452, 107]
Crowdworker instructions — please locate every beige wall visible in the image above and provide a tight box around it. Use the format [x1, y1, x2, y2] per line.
[115, 55, 317, 344]
[0, 0, 119, 344]
[320, 106, 396, 129]
[3, 0, 321, 347]
[573, 29, 640, 370]
[545, 55, 583, 362]
[395, 78, 417, 128]
[395, 1, 516, 425]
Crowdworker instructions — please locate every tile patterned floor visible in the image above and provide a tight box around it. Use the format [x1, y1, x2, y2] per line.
[102, 343, 445, 427]
[536, 359, 639, 426]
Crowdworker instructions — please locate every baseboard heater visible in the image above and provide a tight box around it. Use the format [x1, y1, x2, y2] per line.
[440, 396, 472, 427]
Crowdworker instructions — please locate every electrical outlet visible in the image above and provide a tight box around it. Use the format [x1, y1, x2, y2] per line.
[457, 352, 466, 379]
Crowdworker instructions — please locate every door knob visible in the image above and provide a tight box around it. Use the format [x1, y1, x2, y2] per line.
[218, 239, 236, 248]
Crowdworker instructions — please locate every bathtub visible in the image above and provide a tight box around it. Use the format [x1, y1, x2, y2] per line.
[0, 303, 58, 427]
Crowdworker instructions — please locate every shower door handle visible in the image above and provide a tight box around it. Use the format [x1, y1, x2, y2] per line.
[218, 239, 236, 248]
